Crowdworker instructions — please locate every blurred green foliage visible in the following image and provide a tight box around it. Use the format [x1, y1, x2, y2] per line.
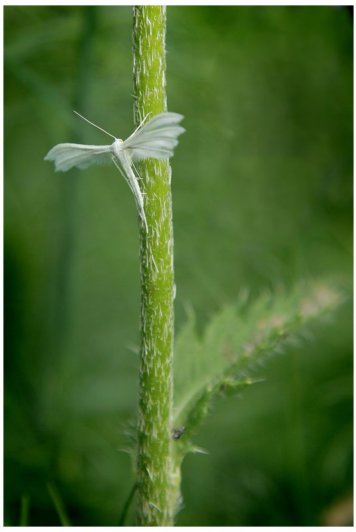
[4, 6, 352, 526]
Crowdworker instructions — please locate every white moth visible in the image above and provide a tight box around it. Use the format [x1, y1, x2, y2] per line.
[44, 111, 185, 231]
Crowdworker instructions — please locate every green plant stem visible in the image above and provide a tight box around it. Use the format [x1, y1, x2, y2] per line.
[118, 483, 137, 526]
[19, 494, 30, 526]
[47, 483, 71, 526]
[133, 6, 175, 526]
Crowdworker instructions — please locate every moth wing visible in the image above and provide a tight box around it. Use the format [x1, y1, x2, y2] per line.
[44, 143, 112, 172]
[122, 112, 185, 161]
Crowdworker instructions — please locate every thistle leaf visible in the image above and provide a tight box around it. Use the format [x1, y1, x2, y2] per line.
[173, 281, 342, 448]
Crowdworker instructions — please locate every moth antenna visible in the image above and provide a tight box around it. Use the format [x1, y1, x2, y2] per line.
[73, 110, 116, 140]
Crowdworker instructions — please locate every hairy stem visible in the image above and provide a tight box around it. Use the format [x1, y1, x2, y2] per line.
[133, 6, 175, 526]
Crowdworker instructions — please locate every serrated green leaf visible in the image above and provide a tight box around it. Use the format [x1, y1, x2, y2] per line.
[173, 281, 342, 443]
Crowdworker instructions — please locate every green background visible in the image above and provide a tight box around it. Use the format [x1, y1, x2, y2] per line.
[5, 6, 353, 526]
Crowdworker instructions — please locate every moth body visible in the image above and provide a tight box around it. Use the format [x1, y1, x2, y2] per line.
[111, 138, 124, 159]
